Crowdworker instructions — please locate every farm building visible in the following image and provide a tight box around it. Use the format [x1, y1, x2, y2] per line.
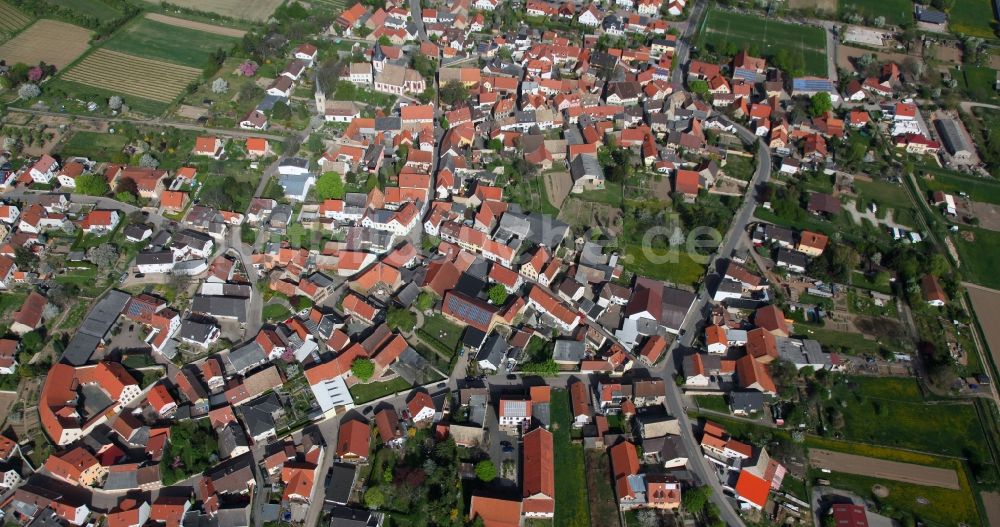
[934, 118, 977, 165]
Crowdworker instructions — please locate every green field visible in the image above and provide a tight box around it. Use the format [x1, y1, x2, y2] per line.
[949, 0, 997, 39]
[44, 78, 172, 116]
[698, 8, 828, 76]
[551, 389, 588, 527]
[350, 377, 411, 404]
[417, 313, 463, 354]
[828, 377, 992, 459]
[853, 178, 919, 228]
[955, 227, 1000, 289]
[814, 468, 979, 527]
[955, 66, 999, 104]
[838, 0, 913, 26]
[59, 131, 129, 160]
[622, 243, 707, 288]
[102, 17, 237, 66]
[52, 0, 121, 20]
[917, 167, 1000, 206]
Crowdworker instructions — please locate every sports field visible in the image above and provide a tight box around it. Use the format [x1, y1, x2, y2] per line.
[0, 2, 31, 36]
[0, 19, 91, 68]
[102, 17, 238, 66]
[138, 0, 283, 22]
[62, 49, 201, 103]
[838, 0, 912, 26]
[698, 8, 828, 76]
[949, 0, 997, 39]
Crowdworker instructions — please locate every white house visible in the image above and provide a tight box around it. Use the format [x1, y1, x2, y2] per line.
[28, 155, 58, 184]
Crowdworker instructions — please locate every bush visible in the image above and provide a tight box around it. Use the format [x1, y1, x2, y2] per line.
[475, 460, 496, 482]
[352, 358, 375, 381]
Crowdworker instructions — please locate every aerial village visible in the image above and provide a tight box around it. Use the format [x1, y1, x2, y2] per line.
[0, 0, 996, 527]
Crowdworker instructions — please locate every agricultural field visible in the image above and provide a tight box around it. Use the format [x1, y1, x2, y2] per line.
[138, 0, 283, 22]
[144, 13, 246, 37]
[954, 66, 999, 104]
[0, 2, 31, 37]
[966, 283, 1000, 375]
[0, 19, 91, 68]
[697, 8, 828, 76]
[102, 17, 238, 66]
[838, 0, 913, 26]
[52, 0, 122, 21]
[949, 0, 997, 39]
[62, 49, 202, 103]
[826, 377, 992, 460]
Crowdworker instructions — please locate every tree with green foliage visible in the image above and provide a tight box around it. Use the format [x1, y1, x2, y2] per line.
[416, 291, 437, 311]
[487, 283, 508, 305]
[351, 358, 375, 381]
[411, 52, 437, 80]
[809, 92, 833, 117]
[689, 79, 709, 96]
[519, 359, 559, 376]
[474, 460, 496, 482]
[363, 486, 385, 509]
[488, 138, 503, 151]
[316, 172, 345, 200]
[683, 485, 711, 514]
[74, 174, 109, 196]
[365, 171, 380, 191]
[271, 101, 291, 121]
[386, 307, 415, 330]
[440, 80, 469, 107]
[21, 331, 43, 354]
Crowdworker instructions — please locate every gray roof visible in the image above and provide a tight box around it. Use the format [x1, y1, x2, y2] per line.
[225, 341, 265, 374]
[326, 506, 378, 527]
[552, 339, 586, 363]
[240, 393, 281, 437]
[935, 118, 974, 156]
[191, 295, 247, 322]
[776, 337, 831, 367]
[136, 250, 174, 266]
[324, 463, 357, 506]
[475, 332, 509, 369]
[729, 391, 765, 413]
[392, 347, 433, 385]
[63, 289, 130, 365]
[179, 320, 217, 343]
[219, 422, 249, 458]
[569, 154, 603, 183]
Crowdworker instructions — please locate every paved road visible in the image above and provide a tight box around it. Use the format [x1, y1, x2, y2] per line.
[670, 0, 708, 85]
[650, 116, 771, 527]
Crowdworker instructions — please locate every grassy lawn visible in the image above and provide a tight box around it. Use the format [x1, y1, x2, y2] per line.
[59, 131, 129, 161]
[827, 377, 992, 459]
[52, 0, 122, 20]
[955, 66, 1000, 104]
[575, 181, 623, 206]
[794, 324, 885, 354]
[698, 8, 827, 76]
[350, 377, 411, 405]
[917, 167, 1000, 206]
[333, 81, 396, 112]
[621, 243, 706, 288]
[812, 468, 979, 527]
[847, 289, 896, 317]
[854, 178, 917, 213]
[954, 227, 1000, 289]
[262, 303, 291, 322]
[0, 292, 26, 315]
[551, 389, 588, 527]
[838, 0, 913, 26]
[102, 17, 238, 66]
[694, 394, 729, 413]
[43, 78, 172, 117]
[723, 154, 755, 181]
[949, 0, 997, 39]
[417, 314, 463, 353]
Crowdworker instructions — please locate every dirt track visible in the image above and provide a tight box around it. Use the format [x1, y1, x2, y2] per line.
[145, 13, 247, 37]
[809, 449, 961, 489]
[982, 492, 1000, 527]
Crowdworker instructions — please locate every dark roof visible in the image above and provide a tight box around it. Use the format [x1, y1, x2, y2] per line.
[324, 463, 356, 506]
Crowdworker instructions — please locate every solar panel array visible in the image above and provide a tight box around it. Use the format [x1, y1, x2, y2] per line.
[446, 295, 492, 326]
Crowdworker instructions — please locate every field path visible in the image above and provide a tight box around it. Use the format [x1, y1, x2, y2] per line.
[809, 449, 960, 489]
[144, 13, 246, 37]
